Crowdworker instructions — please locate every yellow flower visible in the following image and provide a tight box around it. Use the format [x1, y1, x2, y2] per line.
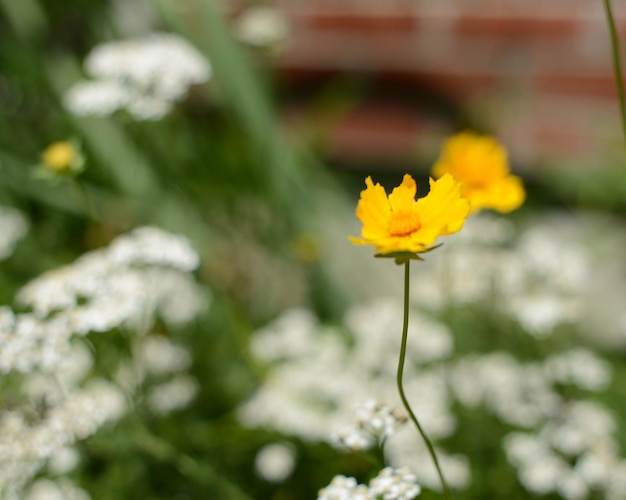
[431, 132, 525, 213]
[349, 173, 470, 259]
[38, 140, 85, 184]
[42, 142, 76, 172]
[291, 233, 322, 263]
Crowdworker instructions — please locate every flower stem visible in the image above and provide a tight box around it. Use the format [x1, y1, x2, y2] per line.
[397, 261, 452, 499]
[603, 0, 626, 151]
[71, 179, 98, 221]
[135, 422, 251, 500]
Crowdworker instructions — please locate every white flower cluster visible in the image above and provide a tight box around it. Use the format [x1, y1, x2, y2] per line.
[318, 475, 370, 500]
[238, 300, 468, 491]
[17, 226, 206, 345]
[449, 352, 560, 427]
[346, 298, 454, 371]
[240, 297, 624, 496]
[3, 227, 204, 375]
[21, 341, 93, 405]
[317, 467, 421, 500]
[332, 399, 407, 451]
[0, 380, 125, 498]
[0, 205, 28, 260]
[406, 210, 626, 349]
[106, 226, 200, 270]
[116, 334, 199, 417]
[0, 226, 205, 496]
[243, 208, 626, 497]
[369, 467, 422, 500]
[505, 401, 626, 499]
[448, 349, 625, 497]
[64, 33, 211, 120]
[411, 213, 591, 338]
[449, 349, 612, 427]
[543, 348, 611, 391]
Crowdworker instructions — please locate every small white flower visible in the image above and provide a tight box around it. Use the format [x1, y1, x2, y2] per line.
[369, 467, 421, 500]
[147, 375, 199, 415]
[249, 307, 319, 362]
[107, 226, 200, 271]
[504, 432, 550, 467]
[25, 478, 90, 500]
[317, 475, 373, 500]
[47, 446, 81, 475]
[556, 471, 588, 500]
[0, 205, 28, 260]
[63, 79, 131, 117]
[125, 93, 172, 121]
[518, 453, 568, 495]
[254, 442, 297, 483]
[332, 399, 406, 451]
[318, 468, 420, 500]
[543, 348, 611, 391]
[134, 335, 192, 376]
[507, 293, 574, 337]
[236, 6, 290, 48]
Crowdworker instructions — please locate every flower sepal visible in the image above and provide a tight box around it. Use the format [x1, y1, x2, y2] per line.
[375, 244, 443, 265]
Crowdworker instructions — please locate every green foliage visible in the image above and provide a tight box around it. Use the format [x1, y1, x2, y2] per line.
[1, 1, 625, 499]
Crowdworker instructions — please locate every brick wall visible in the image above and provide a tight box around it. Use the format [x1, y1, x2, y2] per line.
[273, 0, 626, 172]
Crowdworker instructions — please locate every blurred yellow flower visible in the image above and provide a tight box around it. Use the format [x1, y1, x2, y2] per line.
[349, 173, 470, 258]
[431, 132, 525, 213]
[41, 141, 78, 172]
[291, 233, 322, 264]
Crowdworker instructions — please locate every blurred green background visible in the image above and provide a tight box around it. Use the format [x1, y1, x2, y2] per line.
[2, 1, 626, 499]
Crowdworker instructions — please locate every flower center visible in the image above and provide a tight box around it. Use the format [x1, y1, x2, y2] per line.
[388, 210, 421, 237]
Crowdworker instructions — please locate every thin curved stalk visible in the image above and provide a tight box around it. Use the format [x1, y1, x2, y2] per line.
[397, 261, 452, 499]
[603, 0, 626, 151]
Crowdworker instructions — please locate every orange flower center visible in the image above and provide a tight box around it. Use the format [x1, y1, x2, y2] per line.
[388, 210, 421, 237]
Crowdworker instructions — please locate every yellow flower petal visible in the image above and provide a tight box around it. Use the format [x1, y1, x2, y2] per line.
[355, 176, 391, 240]
[417, 175, 467, 234]
[388, 174, 417, 213]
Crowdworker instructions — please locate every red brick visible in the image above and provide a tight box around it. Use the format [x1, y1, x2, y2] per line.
[272, 0, 626, 169]
[455, 15, 584, 38]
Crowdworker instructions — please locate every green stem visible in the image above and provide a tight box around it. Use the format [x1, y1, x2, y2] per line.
[603, 0, 626, 151]
[135, 425, 252, 500]
[397, 261, 452, 499]
[71, 178, 98, 221]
